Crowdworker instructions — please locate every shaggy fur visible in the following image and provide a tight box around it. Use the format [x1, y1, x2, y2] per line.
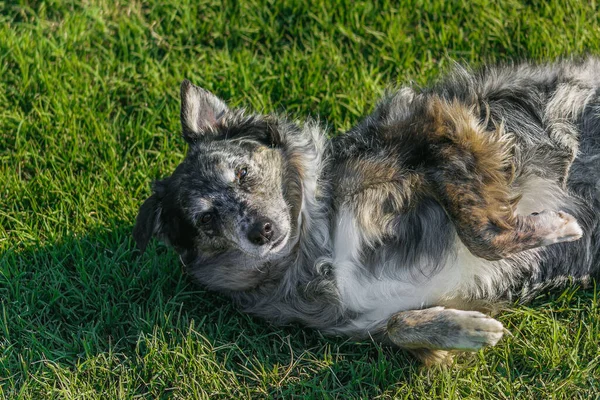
[134, 58, 600, 365]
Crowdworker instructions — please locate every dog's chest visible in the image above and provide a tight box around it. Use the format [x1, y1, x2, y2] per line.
[328, 207, 460, 329]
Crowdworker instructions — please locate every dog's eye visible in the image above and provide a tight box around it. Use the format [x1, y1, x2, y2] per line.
[236, 167, 248, 183]
[199, 212, 214, 224]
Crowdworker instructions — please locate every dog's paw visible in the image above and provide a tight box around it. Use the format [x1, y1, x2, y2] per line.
[531, 210, 583, 245]
[439, 309, 504, 351]
[387, 307, 504, 352]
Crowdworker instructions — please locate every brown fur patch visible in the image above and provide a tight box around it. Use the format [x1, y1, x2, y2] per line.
[422, 97, 541, 260]
[334, 155, 425, 245]
[427, 97, 517, 223]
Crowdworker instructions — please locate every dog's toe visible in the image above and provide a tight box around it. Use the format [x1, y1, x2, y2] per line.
[443, 310, 504, 351]
[533, 210, 583, 245]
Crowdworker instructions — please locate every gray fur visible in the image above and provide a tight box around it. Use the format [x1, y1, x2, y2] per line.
[134, 59, 600, 364]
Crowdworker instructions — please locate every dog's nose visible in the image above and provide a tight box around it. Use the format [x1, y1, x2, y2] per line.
[247, 220, 274, 246]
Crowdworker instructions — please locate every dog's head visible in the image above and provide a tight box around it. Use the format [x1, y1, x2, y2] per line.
[134, 80, 321, 291]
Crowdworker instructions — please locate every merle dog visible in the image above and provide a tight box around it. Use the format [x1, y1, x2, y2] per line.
[134, 58, 600, 364]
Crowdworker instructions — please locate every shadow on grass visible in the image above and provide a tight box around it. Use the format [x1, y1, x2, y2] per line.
[1, 225, 598, 396]
[0, 225, 423, 396]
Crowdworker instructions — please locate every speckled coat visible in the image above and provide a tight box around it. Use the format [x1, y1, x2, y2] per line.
[134, 58, 600, 364]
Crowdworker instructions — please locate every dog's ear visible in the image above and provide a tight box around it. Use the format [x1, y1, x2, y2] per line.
[133, 193, 162, 254]
[180, 79, 229, 143]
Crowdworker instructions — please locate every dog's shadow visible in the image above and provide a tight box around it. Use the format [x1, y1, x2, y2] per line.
[2, 225, 596, 396]
[1, 225, 420, 395]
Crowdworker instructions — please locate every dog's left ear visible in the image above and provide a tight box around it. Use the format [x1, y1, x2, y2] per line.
[133, 193, 162, 254]
[180, 79, 229, 143]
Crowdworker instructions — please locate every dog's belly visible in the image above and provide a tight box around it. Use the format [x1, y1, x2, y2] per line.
[332, 237, 508, 333]
[330, 207, 497, 333]
[330, 176, 572, 334]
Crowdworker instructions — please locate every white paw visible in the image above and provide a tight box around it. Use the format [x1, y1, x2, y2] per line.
[533, 210, 583, 245]
[443, 309, 504, 351]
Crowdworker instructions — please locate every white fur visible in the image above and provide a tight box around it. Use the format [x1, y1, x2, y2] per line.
[332, 206, 465, 331]
[332, 175, 574, 334]
[515, 176, 569, 215]
[183, 85, 228, 133]
[186, 89, 202, 133]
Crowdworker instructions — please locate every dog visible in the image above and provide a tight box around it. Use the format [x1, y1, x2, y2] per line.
[134, 58, 600, 365]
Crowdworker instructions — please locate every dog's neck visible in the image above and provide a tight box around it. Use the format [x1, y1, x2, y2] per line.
[266, 121, 333, 276]
[294, 123, 332, 258]
[230, 124, 348, 329]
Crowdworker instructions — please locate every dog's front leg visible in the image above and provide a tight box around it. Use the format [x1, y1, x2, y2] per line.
[386, 307, 504, 363]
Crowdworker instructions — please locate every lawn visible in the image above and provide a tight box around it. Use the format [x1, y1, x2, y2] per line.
[1, 0, 599, 398]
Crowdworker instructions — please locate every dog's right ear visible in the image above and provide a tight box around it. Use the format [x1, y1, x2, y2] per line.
[133, 193, 162, 254]
[180, 79, 229, 143]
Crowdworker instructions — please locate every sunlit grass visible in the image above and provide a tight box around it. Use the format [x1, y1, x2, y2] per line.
[1, 1, 599, 398]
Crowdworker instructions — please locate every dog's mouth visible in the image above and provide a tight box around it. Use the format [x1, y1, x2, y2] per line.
[269, 231, 289, 253]
[233, 229, 291, 260]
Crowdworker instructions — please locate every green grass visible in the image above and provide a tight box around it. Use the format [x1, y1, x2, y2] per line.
[1, 0, 599, 398]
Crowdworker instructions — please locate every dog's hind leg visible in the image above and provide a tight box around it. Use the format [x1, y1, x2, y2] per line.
[386, 307, 504, 361]
[448, 206, 583, 262]
[424, 97, 583, 260]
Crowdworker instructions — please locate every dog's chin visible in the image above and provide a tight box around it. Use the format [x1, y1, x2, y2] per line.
[271, 230, 291, 252]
